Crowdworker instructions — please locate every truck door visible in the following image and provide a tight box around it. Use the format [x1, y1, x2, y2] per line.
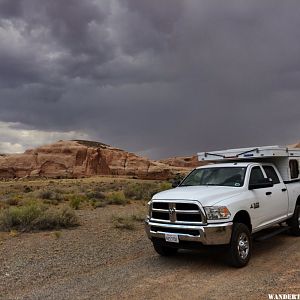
[247, 166, 271, 229]
[262, 165, 289, 223]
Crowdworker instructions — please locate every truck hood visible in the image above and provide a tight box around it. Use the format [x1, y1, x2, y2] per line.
[152, 186, 243, 206]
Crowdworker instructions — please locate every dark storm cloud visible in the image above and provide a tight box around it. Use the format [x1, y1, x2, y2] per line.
[0, 0, 300, 158]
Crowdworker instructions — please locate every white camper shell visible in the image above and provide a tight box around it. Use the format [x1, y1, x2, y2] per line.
[198, 146, 300, 182]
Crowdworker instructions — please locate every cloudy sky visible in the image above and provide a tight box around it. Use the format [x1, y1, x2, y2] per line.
[0, 0, 300, 159]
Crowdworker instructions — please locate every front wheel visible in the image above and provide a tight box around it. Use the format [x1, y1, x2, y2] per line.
[288, 205, 300, 236]
[152, 240, 178, 256]
[227, 223, 252, 268]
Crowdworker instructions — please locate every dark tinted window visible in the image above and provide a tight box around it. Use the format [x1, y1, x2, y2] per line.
[290, 160, 299, 179]
[249, 167, 265, 185]
[263, 166, 280, 184]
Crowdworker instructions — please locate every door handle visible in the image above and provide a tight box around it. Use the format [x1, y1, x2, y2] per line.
[281, 188, 287, 192]
[266, 191, 272, 196]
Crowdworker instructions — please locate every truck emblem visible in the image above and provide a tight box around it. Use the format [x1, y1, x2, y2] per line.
[250, 202, 260, 209]
[169, 203, 176, 222]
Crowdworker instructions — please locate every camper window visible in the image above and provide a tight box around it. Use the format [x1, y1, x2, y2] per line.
[289, 160, 299, 179]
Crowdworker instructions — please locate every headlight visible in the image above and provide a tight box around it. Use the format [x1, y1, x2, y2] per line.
[204, 206, 231, 220]
[147, 201, 152, 218]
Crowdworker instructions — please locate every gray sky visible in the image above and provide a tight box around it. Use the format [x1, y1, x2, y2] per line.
[0, 0, 300, 159]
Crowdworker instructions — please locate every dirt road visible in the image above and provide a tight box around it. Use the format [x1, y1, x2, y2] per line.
[0, 202, 299, 300]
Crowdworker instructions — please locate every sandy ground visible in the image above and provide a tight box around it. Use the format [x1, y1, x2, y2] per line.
[0, 202, 299, 300]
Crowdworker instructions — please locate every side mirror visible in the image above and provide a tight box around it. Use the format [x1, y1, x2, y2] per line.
[172, 180, 181, 188]
[249, 178, 274, 190]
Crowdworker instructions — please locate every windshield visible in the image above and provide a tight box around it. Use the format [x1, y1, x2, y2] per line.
[180, 167, 247, 187]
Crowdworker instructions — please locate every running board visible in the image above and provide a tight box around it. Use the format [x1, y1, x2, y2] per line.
[253, 226, 291, 241]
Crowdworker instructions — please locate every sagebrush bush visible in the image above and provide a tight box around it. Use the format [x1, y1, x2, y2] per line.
[40, 190, 54, 200]
[86, 190, 105, 200]
[106, 191, 127, 205]
[0, 203, 78, 231]
[91, 200, 107, 208]
[69, 196, 82, 210]
[112, 213, 145, 230]
[23, 186, 33, 193]
[123, 182, 171, 201]
[124, 183, 152, 200]
[159, 182, 172, 191]
[40, 190, 63, 202]
[112, 216, 135, 230]
[5, 197, 19, 206]
[123, 184, 140, 199]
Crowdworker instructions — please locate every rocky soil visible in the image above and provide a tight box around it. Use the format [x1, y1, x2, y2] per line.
[0, 202, 299, 300]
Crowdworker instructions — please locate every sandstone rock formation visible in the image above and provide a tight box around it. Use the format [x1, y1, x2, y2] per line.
[158, 155, 205, 168]
[289, 142, 300, 148]
[0, 140, 189, 180]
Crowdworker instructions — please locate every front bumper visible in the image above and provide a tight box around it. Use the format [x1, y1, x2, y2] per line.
[145, 219, 233, 245]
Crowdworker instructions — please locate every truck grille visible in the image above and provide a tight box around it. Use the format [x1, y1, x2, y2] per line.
[151, 201, 203, 224]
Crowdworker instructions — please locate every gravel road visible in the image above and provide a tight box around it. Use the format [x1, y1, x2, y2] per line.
[0, 202, 299, 300]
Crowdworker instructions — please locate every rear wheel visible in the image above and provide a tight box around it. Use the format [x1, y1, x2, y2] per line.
[152, 240, 178, 256]
[288, 205, 300, 236]
[227, 223, 252, 268]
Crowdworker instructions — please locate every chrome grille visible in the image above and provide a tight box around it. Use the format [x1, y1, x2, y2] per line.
[150, 201, 204, 224]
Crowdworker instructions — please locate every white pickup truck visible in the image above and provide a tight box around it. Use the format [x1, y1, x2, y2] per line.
[145, 146, 300, 267]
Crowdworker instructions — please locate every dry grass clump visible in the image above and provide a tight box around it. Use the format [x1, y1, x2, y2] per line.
[39, 189, 63, 203]
[123, 182, 171, 201]
[0, 202, 78, 232]
[5, 198, 20, 206]
[105, 191, 128, 205]
[86, 190, 105, 200]
[112, 216, 135, 230]
[69, 195, 87, 210]
[112, 212, 145, 230]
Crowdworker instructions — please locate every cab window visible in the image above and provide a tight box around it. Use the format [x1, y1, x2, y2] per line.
[249, 166, 265, 185]
[263, 166, 280, 184]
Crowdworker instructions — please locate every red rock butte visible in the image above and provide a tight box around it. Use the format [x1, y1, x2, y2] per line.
[0, 140, 200, 180]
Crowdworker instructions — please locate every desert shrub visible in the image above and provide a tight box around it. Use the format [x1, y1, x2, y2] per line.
[86, 190, 105, 200]
[34, 207, 78, 230]
[112, 216, 135, 230]
[54, 188, 67, 195]
[23, 186, 33, 193]
[124, 182, 171, 201]
[69, 196, 82, 210]
[130, 213, 145, 222]
[159, 182, 172, 191]
[112, 213, 145, 230]
[53, 231, 61, 239]
[40, 190, 55, 200]
[39, 190, 63, 205]
[5, 197, 20, 206]
[0, 203, 78, 232]
[0, 203, 42, 231]
[91, 200, 107, 208]
[123, 184, 139, 199]
[105, 191, 127, 205]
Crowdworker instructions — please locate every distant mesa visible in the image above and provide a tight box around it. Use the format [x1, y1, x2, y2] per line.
[1, 140, 298, 180]
[289, 142, 300, 148]
[0, 140, 199, 180]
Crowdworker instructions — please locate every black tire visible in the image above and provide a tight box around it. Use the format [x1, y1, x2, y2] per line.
[152, 240, 178, 256]
[227, 223, 252, 268]
[288, 205, 300, 236]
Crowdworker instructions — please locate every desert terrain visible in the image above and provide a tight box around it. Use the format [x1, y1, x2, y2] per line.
[0, 176, 299, 300]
